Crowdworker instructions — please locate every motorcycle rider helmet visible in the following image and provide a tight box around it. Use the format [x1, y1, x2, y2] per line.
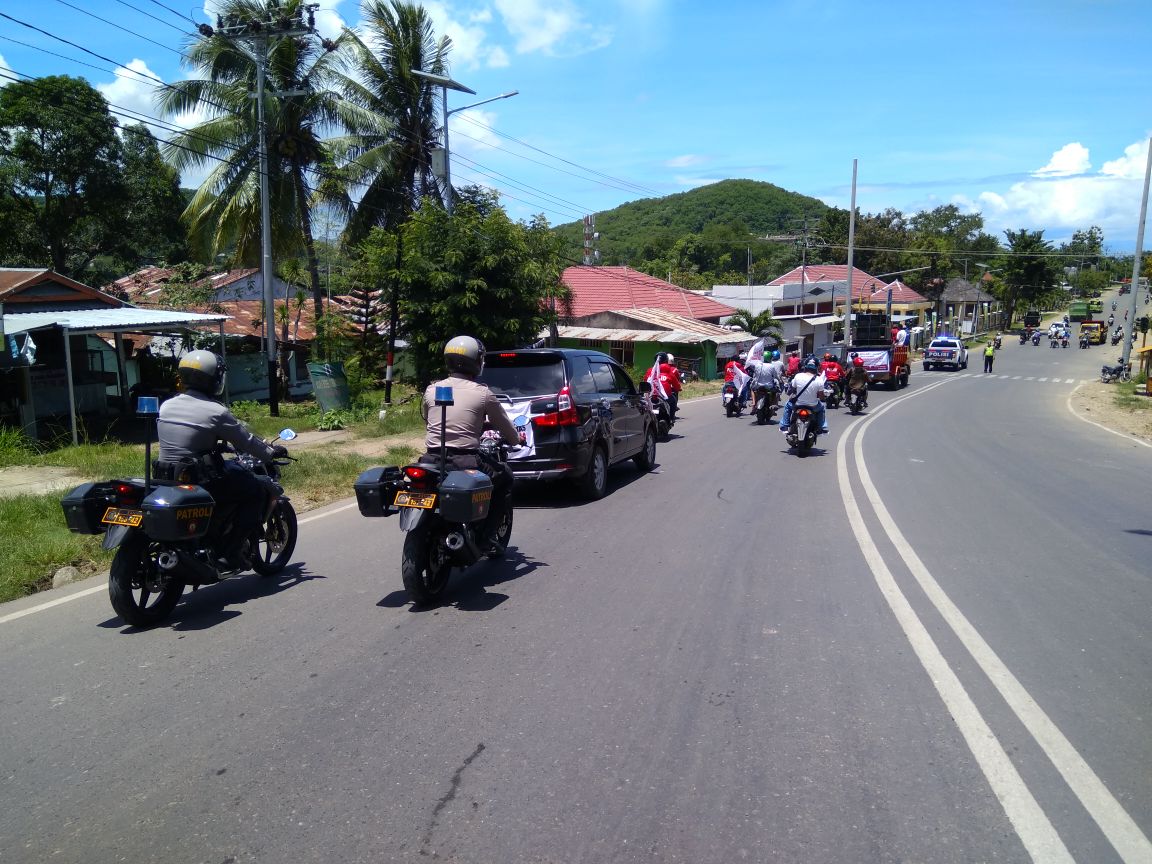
[666, 353, 675, 364]
[178, 350, 226, 397]
[771, 350, 780, 361]
[823, 352, 833, 361]
[852, 356, 865, 367]
[802, 357, 819, 373]
[443, 335, 485, 377]
[737, 352, 747, 361]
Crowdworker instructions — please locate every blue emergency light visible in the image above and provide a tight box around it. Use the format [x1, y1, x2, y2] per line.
[434, 385, 454, 406]
[136, 396, 160, 417]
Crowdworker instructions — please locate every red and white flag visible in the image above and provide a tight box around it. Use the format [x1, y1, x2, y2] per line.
[647, 359, 668, 399]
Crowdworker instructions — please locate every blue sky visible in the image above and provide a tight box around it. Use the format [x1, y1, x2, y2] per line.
[2, 0, 1151, 250]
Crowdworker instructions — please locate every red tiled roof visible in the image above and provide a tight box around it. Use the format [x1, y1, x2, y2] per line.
[561, 266, 735, 320]
[190, 298, 333, 342]
[769, 265, 928, 304]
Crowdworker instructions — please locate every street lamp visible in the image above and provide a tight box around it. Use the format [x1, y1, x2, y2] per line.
[411, 69, 518, 214]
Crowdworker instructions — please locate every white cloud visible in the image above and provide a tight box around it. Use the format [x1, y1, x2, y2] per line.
[449, 108, 503, 153]
[1101, 139, 1151, 179]
[970, 139, 1152, 244]
[97, 60, 166, 127]
[421, 1, 511, 71]
[1032, 142, 1091, 177]
[493, 0, 613, 56]
[665, 154, 706, 168]
[0, 53, 12, 87]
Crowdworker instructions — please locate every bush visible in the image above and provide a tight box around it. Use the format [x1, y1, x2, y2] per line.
[0, 427, 42, 468]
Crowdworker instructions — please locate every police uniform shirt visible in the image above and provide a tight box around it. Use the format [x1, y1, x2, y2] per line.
[157, 391, 276, 462]
[422, 374, 519, 451]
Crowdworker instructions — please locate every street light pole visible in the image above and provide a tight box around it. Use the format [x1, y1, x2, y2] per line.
[411, 69, 517, 214]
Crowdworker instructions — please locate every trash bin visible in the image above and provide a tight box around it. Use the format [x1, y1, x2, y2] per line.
[307, 361, 350, 412]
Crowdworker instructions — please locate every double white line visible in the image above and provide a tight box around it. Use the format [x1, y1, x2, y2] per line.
[838, 380, 1152, 863]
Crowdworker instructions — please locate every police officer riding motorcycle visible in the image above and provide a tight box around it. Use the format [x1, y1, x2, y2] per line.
[157, 350, 289, 571]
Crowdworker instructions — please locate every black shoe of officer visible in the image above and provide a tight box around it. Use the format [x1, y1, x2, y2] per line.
[217, 540, 252, 573]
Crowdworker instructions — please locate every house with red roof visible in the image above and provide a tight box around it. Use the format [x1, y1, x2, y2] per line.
[561, 266, 735, 323]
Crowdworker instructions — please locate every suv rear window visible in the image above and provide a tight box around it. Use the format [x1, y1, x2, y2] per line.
[480, 353, 566, 398]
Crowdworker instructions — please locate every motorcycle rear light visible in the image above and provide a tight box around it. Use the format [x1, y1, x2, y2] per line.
[797, 408, 811, 419]
[533, 386, 579, 427]
[404, 466, 429, 480]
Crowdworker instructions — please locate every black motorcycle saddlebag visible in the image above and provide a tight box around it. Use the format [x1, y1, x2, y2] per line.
[61, 482, 118, 535]
[439, 470, 493, 523]
[353, 466, 402, 517]
[141, 485, 216, 541]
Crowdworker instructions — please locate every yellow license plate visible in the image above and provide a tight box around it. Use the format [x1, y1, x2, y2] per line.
[394, 491, 436, 509]
[101, 507, 143, 527]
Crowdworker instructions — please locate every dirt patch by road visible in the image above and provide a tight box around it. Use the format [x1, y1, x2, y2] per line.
[1068, 378, 1152, 444]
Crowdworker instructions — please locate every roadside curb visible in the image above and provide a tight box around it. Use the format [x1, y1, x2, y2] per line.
[1065, 383, 1152, 449]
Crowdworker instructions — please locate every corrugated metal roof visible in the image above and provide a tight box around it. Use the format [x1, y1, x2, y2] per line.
[1, 307, 229, 335]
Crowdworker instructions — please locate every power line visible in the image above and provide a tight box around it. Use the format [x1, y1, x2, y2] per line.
[46, 0, 185, 55]
[112, 0, 199, 34]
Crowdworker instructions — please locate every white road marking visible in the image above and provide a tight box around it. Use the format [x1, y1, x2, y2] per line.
[1066, 383, 1152, 449]
[1065, 379, 1075, 384]
[1, 501, 362, 626]
[1012, 376, 1022, 380]
[836, 383, 1075, 864]
[1026, 377, 1035, 381]
[846, 383, 1152, 862]
[0, 584, 107, 625]
[1038, 377, 1048, 382]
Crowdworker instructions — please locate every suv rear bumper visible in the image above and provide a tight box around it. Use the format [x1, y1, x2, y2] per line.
[507, 447, 593, 481]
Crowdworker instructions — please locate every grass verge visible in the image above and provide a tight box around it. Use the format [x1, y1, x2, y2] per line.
[0, 444, 419, 604]
[1113, 380, 1152, 411]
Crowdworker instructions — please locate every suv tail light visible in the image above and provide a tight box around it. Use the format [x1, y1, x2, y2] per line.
[533, 386, 579, 427]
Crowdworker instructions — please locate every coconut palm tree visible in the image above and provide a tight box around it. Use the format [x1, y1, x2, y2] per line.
[157, 0, 349, 317]
[726, 307, 784, 347]
[324, 0, 450, 243]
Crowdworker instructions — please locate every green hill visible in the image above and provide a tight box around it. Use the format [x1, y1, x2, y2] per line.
[554, 179, 830, 268]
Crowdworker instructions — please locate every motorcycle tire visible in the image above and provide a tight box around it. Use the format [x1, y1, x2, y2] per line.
[486, 504, 514, 560]
[252, 499, 298, 576]
[657, 419, 671, 442]
[726, 400, 738, 418]
[108, 532, 184, 627]
[402, 524, 453, 605]
[1120, 370, 1132, 383]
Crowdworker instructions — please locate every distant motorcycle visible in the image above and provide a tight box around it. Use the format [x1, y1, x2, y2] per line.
[1101, 360, 1132, 383]
[1019, 332, 1028, 345]
[845, 386, 868, 414]
[649, 392, 676, 441]
[1031, 331, 1041, 346]
[752, 384, 779, 426]
[1080, 334, 1090, 349]
[721, 381, 742, 417]
[1112, 329, 1124, 346]
[1061, 335, 1069, 348]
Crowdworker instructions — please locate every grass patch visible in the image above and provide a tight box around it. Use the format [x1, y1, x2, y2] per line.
[0, 493, 113, 603]
[279, 444, 417, 510]
[1113, 381, 1152, 411]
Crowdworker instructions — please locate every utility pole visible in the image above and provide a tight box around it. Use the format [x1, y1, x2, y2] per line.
[1122, 138, 1152, 370]
[211, 4, 321, 416]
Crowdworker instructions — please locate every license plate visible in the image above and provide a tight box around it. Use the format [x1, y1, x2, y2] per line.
[101, 507, 143, 527]
[394, 491, 436, 509]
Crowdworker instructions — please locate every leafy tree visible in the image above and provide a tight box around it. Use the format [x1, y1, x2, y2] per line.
[0, 75, 127, 277]
[119, 124, 188, 266]
[724, 307, 783, 346]
[392, 190, 567, 386]
[999, 229, 1058, 323]
[158, 0, 349, 316]
[326, 0, 448, 244]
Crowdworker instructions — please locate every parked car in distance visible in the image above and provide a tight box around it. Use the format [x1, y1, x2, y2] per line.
[923, 337, 969, 371]
[478, 348, 657, 499]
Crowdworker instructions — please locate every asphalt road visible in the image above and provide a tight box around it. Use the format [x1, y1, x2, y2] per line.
[1, 337, 1149, 864]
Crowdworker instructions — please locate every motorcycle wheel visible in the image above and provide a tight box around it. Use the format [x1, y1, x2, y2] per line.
[725, 400, 737, 417]
[402, 524, 453, 605]
[1120, 369, 1132, 383]
[657, 418, 671, 442]
[252, 499, 298, 576]
[108, 533, 183, 627]
[486, 504, 514, 560]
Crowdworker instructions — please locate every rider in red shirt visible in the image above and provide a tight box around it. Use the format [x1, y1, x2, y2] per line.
[723, 357, 745, 382]
[658, 354, 682, 415]
[820, 353, 843, 382]
[785, 351, 801, 377]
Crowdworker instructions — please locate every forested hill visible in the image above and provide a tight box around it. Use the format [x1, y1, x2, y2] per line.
[554, 179, 829, 268]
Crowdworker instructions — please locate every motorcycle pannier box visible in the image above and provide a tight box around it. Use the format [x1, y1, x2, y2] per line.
[439, 470, 493, 523]
[60, 482, 117, 535]
[353, 466, 402, 517]
[141, 485, 216, 541]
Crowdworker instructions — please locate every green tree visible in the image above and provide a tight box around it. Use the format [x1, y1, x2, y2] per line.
[0, 75, 127, 277]
[392, 190, 567, 387]
[327, 0, 448, 244]
[119, 123, 188, 266]
[158, 0, 348, 316]
[1000, 229, 1058, 324]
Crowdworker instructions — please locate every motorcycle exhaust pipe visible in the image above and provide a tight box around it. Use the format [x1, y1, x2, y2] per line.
[445, 532, 465, 551]
[157, 550, 180, 571]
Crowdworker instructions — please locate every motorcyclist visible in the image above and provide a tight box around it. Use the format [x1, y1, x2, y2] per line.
[422, 335, 520, 555]
[657, 352, 682, 416]
[845, 355, 869, 409]
[156, 349, 285, 570]
[819, 352, 844, 402]
[1107, 312, 1115, 327]
[724, 353, 750, 409]
[750, 352, 784, 407]
[779, 356, 829, 435]
[785, 350, 802, 378]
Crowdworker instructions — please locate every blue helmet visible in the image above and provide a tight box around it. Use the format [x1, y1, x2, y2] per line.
[771, 350, 781, 360]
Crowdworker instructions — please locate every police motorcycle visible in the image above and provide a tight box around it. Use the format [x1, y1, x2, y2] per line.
[61, 398, 297, 628]
[1100, 359, 1132, 383]
[353, 385, 514, 606]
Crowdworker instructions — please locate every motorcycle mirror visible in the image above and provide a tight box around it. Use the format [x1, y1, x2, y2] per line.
[278, 428, 297, 441]
[639, 380, 652, 394]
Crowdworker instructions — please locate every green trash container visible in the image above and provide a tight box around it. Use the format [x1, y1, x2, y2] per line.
[307, 361, 350, 412]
